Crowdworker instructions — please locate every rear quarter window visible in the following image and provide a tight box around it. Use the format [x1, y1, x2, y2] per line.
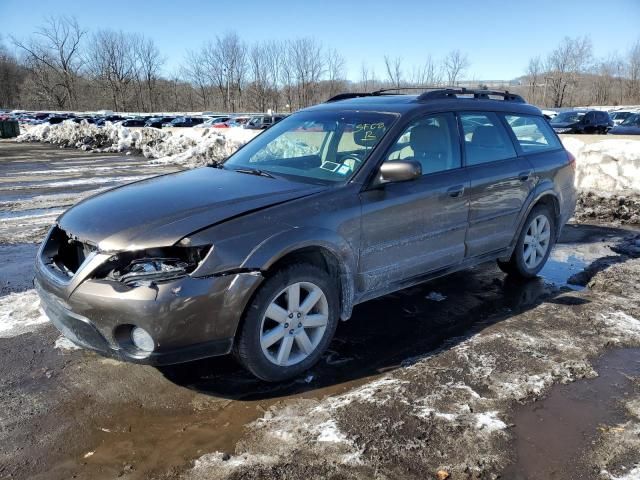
[503, 114, 562, 154]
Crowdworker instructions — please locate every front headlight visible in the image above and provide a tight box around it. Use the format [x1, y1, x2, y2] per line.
[114, 258, 191, 285]
[95, 244, 212, 287]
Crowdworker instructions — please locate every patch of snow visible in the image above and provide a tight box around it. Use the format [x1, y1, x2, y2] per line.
[320, 377, 408, 410]
[474, 411, 507, 432]
[0, 290, 49, 338]
[54, 335, 80, 351]
[188, 452, 277, 479]
[600, 311, 640, 340]
[604, 466, 640, 480]
[315, 420, 350, 443]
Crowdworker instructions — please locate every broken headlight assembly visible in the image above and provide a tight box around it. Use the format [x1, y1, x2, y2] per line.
[95, 244, 212, 287]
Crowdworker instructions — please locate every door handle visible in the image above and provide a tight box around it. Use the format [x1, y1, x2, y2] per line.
[447, 185, 465, 198]
[518, 170, 532, 182]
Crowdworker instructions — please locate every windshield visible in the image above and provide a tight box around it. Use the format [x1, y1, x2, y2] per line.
[621, 114, 640, 126]
[223, 111, 397, 184]
[612, 112, 631, 120]
[551, 112, 585, 124]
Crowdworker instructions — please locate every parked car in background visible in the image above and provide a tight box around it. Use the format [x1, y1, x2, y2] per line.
[244, 114, 287, 130]
[95, 115, 125, 126]
[608, 113, 640, 135]
[550, 110, 613, 134]
[610, 111, 635, 126]
[119, 118, 147, 127]
[196, 116, 232, 128]
[46, 115, 73, 125]
[163, 116, 205, 127]
[145, 116, 176, 128]
[71, 116, 96, 124]
[213, 116, 252, 128]
[35, 88, 576, 382]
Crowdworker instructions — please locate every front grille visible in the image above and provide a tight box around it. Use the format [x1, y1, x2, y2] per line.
[43, 226, 97, 277]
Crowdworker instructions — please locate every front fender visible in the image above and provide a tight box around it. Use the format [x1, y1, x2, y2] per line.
[242, 226, 358, 320]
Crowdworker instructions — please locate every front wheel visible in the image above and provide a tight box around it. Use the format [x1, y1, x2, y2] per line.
[234, 263, 339, 382]
[497, 204, 556, 278]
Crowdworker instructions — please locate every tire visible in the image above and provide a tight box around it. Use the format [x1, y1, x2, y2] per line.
[497, 204, 556, 279]
[233, 263, 339, 382]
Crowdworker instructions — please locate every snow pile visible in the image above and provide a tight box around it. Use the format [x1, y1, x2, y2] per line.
[146, 127, 258, 168]
[562, 137, 640, 194]
[16, 120, 260, 168]
[0, 290, 48, 338]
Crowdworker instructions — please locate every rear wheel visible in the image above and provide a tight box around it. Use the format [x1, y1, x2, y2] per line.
[497, 204, 556, 278]
[234, 263, 339, 382]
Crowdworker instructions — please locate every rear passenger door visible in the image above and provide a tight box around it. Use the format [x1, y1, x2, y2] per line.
[459, 112, 535, 257]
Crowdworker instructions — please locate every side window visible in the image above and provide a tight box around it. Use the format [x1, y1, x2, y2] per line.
[504, 114, 562, 153]
[385, 113, 461, 175]
[459, 112, 517, 166]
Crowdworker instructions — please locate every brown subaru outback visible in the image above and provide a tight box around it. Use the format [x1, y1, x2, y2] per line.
[35, 88, 576, 381]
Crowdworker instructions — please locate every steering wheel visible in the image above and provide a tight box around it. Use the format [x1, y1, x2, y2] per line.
[339, 153, 364, 172]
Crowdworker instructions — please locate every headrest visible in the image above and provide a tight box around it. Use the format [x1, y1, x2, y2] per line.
[410, 124, 446, 153]
[471, 126, 501, 147]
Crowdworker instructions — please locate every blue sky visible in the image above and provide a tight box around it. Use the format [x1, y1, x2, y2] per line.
[1, 0, 639, 81]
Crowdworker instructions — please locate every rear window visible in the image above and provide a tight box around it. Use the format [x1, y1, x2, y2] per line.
[503, 114, 562, 153]
[459, 112, 517, 165]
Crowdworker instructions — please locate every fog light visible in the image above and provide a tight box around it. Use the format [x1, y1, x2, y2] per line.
[131, 327, 154, 352]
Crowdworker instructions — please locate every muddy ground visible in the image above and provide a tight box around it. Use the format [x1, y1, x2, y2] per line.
[1, 141, 640, 480]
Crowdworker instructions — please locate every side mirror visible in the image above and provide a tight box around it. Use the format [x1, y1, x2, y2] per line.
[379, 160, 422, 183]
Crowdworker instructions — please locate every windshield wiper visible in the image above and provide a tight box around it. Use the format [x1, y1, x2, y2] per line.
[232, 167, 276, 179]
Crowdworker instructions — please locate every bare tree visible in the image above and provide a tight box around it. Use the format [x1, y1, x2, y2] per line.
[526, 56, 542, 104]
[627, 40, 640, 103]
[247, 42, 270, 111]
[325, 48, 346, 98]
[183, 48, 211, 109]
[384, 55, 403, 89]
[12, 16, 85, 109]
[0, 38, 26, 108]
[443, 49, 469, 86]
[263, 40, 283, 111]
[544, 36, 592, 107]
[86, 30, 138, 111]
[134, 37, 164, 111]
[591, 55, 622, 105]
[409, 56, 441, 86]
[289, 38, 325, 108]
[202, 32, 247, 112]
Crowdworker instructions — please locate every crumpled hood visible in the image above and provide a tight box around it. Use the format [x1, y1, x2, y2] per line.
[58, 167, 326, 251]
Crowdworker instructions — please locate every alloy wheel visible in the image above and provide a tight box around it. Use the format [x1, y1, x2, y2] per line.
[523, 214, 551, 269]
[259, 281, 329, 366]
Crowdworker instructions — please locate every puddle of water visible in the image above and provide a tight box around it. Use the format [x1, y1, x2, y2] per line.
[503, 348, 640, 480]
[540, 239, 618, 289]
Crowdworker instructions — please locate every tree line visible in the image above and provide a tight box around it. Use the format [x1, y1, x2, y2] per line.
[1, 16, 639, 113]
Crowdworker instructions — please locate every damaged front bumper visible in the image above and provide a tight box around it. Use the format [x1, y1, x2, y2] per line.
[34, 230, 263, 366]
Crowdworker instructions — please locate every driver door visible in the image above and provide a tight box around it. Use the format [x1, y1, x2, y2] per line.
[357, 113, 470, 294]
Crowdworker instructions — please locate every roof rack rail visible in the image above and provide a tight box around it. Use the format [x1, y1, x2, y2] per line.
[325, 92, 377, 102]
[326, 86, 434, 103]
[417, 88, 525, 103]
